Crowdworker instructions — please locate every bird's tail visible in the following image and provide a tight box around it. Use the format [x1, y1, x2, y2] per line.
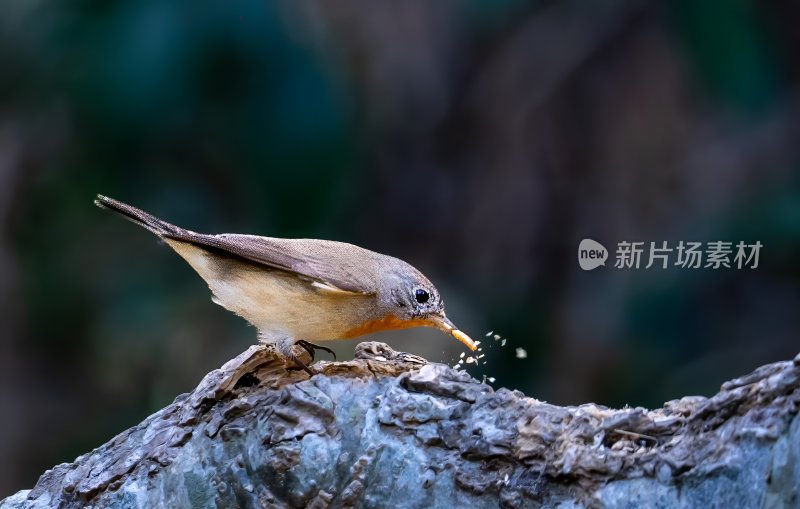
[94, 194, 185, 237]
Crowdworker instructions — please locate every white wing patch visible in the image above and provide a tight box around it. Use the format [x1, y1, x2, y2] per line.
[311, 281, 368, 296]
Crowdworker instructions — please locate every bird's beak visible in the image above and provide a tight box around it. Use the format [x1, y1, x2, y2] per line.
[426, 314, 478, 351]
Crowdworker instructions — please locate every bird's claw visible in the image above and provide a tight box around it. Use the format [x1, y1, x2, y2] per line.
[294, 340, 337, 361]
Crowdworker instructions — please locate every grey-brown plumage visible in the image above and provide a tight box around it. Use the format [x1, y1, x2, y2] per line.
[94, 195, 476, 370]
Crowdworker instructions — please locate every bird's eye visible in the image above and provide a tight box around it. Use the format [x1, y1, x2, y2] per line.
[415, 288, 430, 304]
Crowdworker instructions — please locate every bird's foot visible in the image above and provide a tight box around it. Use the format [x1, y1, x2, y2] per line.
[289, 353, 315, 376]
[287, 340, 336, 376]
[294, 340, 337, 362]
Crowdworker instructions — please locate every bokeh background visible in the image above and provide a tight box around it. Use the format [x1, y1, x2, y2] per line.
[2, 0, 800, 496]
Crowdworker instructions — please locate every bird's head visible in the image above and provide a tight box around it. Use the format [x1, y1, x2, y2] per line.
[371, 258, 477, 351]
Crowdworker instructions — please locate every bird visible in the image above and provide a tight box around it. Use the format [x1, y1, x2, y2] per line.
[94, 195, 477, 374]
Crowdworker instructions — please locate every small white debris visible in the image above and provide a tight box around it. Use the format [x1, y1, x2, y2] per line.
[515, 348, 527, 359]
[477, 354, 485, 359]
[466, 356, 476, 364]
[475, 341, 481, 347]
[485, 331, 494, 337]
[493, 334, 501, 340]
[488, 377, 496, 383]
[501, 339, 507, 346]
[459, 352, 465, 358]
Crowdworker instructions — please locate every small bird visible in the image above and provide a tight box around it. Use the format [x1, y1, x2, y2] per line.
[95, 195, 477, 374]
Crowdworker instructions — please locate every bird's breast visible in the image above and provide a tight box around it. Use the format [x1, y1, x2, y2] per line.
[341, 315, 431, 338]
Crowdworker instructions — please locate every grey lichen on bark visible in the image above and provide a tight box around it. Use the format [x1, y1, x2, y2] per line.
[2, 343, 799, 508]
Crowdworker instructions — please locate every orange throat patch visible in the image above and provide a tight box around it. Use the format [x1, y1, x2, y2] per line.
[342, 315, 431, 339]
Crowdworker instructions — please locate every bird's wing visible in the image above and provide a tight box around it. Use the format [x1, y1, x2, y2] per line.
[94, 196, 380, 295]
[170, 232, 380, 295]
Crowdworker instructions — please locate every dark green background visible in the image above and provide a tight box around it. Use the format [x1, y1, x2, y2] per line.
[1, 0, 799, 496]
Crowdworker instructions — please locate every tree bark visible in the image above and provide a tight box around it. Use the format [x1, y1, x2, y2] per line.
[2, 342, 799, 509]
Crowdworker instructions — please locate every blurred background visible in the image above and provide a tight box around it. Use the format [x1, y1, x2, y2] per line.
[2, 0, 800, 496]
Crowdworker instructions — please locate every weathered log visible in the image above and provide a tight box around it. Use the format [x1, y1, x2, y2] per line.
[2, 342, 799, 508]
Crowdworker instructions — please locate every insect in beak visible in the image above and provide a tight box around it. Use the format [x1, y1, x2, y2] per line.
[426, 314, 478, 351]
